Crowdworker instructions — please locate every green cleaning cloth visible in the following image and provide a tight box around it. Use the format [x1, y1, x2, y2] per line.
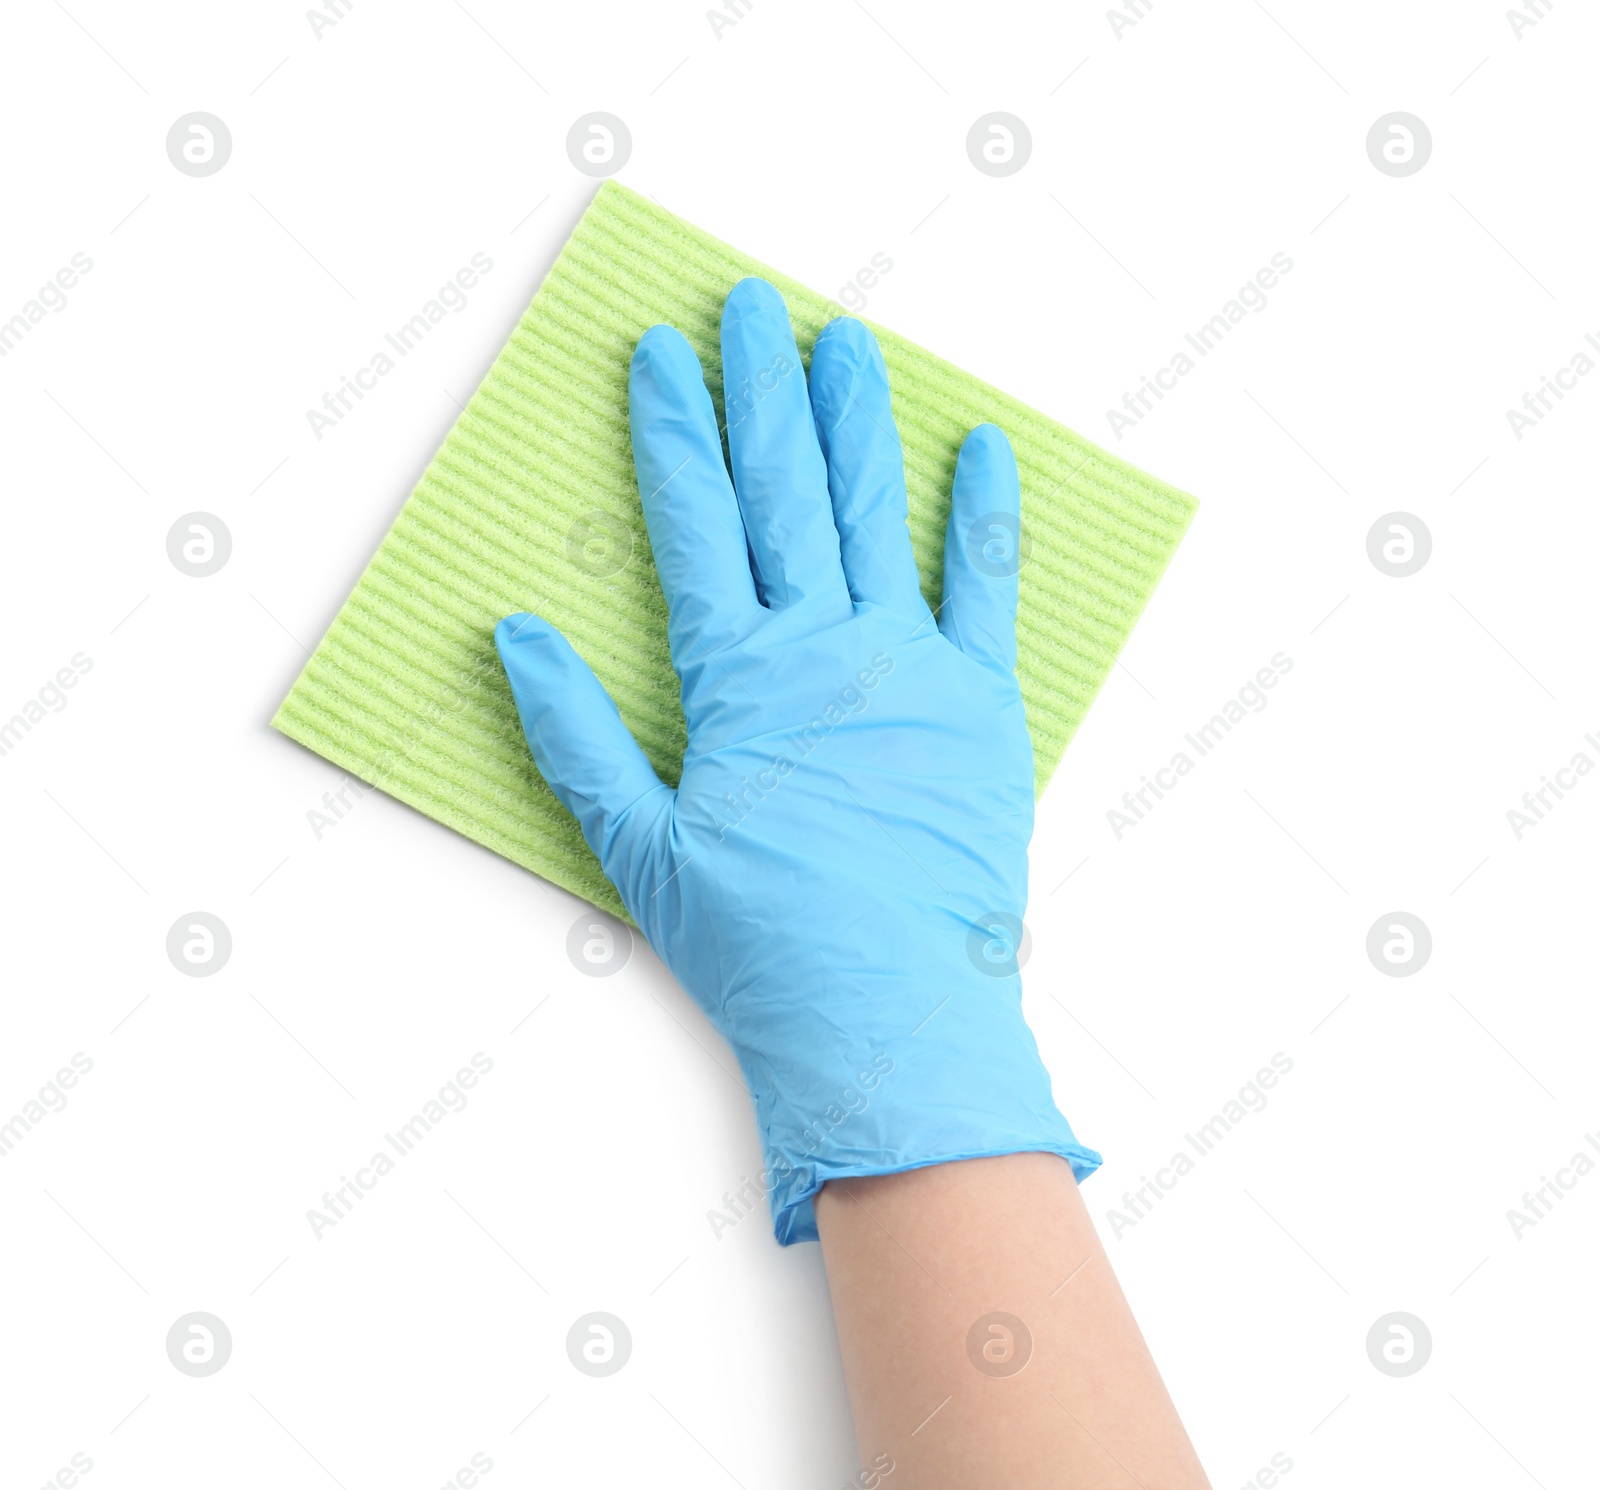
[272, 181, 1197, 919]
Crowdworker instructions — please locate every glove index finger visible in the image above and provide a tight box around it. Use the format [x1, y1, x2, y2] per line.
[629, 324, 760, 655]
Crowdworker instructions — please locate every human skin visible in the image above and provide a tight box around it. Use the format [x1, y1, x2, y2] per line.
[815, 1153, 1211, 1487]
[493, 275, 1210, 1483]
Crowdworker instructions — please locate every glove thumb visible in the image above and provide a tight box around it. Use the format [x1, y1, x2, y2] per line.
[495, 613, 672, 895]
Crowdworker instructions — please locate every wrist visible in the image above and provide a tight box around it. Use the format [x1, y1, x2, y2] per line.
[724, 974, 1099, 1245]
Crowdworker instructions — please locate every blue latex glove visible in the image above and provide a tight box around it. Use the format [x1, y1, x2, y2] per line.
[497, 278, 1099, 1243]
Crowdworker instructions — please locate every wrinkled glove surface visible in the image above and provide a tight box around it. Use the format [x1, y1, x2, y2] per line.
[497, 278, 1098, 1243]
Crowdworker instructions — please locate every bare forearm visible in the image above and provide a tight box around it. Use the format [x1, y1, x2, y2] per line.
[816, 1153, 1210, 1488]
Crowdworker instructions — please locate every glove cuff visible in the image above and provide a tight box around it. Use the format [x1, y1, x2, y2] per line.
[727, 981, 1101, 1245]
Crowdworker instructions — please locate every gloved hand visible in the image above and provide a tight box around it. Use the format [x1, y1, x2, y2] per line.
[496, 277, 1098, 1243]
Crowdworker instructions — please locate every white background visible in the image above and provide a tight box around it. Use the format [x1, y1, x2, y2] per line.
[2, 1, 1596, 1485]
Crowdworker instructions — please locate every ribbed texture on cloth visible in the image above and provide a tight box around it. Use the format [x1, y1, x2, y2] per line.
[272, 181, 1198, 918]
